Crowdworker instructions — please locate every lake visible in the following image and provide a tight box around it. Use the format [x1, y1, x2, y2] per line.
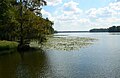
[0, 32, 120, 78]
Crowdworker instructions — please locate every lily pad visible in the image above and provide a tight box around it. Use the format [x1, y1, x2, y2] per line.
[42, 36, 96, 51]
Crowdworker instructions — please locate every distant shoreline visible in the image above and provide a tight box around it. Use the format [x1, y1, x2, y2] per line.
[55, 26, 120, 33]
[89, 26, 120, 32]
[55, 31, 89, 33]
[55, 31, 120, 33]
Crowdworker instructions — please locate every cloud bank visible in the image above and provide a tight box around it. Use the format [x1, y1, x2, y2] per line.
[42, 0, 120, 31]
[47, 0, 62, 6]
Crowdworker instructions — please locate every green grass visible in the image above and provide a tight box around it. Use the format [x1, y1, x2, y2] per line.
[0, 40, 18, 51]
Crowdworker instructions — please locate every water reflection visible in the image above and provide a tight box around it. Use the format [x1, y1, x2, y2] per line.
[1, 33, 120, 78]
[0, 49, 51, 78]
[109, 32, 120, 35]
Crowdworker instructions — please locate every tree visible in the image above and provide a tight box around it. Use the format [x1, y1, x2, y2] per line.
[20, 0, 47, 16]
[18, 0, 48, 46]
[108, 26, 120, 32]
[0, 0, 54, 50]
[0, 0, 19, 40]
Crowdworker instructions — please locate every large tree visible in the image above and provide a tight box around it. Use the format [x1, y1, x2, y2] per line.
[18, 0, 48, 46]
[0, 0, 54, 49]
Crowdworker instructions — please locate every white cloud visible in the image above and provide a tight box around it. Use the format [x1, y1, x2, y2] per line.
[62, 1, 82, 15]
[96, 17, 120, 23]
[63, 1, 82, 14]
[78, 19, 90, 23]
[41, 9, 54, 20]
[55, 1, 83, 21]
[44, 1, 120, 31]
[86, 2, 120, 19]
[109, 2, 120, 11]
[47, 0, 62, 6]
[52, 1, 89, 31]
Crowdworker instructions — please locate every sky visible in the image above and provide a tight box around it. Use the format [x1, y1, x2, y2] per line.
[41, 0, 120, 31]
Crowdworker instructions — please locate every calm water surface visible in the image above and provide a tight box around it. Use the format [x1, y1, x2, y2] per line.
[0, 32, 120, 78]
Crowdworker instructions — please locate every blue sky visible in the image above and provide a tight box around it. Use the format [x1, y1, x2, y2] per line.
[42, 0, 120, 31]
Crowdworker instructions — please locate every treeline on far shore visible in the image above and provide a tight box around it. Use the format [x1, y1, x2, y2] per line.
[90, 26, 120, 32]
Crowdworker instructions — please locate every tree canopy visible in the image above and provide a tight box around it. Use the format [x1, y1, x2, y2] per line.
[0, 0, 54, 48]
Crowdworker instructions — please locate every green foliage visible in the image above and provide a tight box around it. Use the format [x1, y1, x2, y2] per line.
[0, 0, 54, 47]
[89, 26, 120, 32]
[0, 0, 20, 41]
[0, 40, 18, 51]
[108, 26, 120, 32]
[90, 28, 108, 32]
[21, 0, 47, 16]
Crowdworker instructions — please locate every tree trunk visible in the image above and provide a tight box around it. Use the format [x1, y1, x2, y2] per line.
[20, 0, 23, 46]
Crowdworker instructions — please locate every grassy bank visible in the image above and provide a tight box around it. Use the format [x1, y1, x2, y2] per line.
[0, 40, 18, 54]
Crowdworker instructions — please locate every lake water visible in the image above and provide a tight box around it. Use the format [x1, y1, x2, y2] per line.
[0, 32, 120, 78]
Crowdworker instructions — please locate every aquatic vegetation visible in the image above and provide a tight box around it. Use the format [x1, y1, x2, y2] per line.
[42, 36, 96, 51]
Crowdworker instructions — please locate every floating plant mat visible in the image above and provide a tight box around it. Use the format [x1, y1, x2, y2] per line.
[42, 36, 96, 51]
